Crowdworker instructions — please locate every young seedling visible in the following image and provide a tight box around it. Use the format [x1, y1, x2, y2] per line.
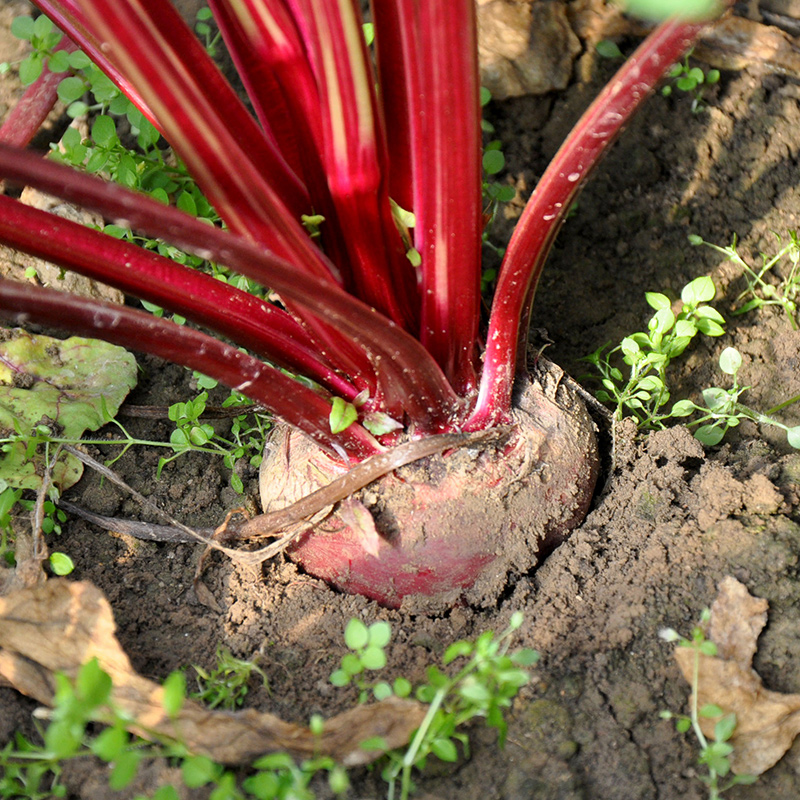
[380, 612, 537, 800]
[329, 614, 537, 800]
[190, 646, 269, 711]
[161, 384, 270, 493]
[661, 49, 720, 112]
[675, 346, 800, 448]
[585, 284, 800, 448]
[0, 657, 350, 800]
[0, 0, 722, 605]
[659, 616, 758, 799]
[595, 40, 624, 60]
[690, 231, 800, 330]
[329, 619, 396, 703]
[583, 276, 726, 427]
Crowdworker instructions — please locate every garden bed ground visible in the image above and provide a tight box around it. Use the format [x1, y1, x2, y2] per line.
[2, 3, 800, 798]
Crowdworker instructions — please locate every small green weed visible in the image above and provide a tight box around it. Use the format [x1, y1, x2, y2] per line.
[583, 276, 726, 428]
[0, 658, 349, 800]
[659, 616, 758, 799]
[675, 346, 800, 448]
[595, 39, 624, 60]
[1, 383, 269, 493]
[690, 230, 800, 330]
[190, 646, 269, 711]
[584, 278, 800, 448]
[661, 50, 720, 112]
[0, 483, 21, 565]
[330, 618, 396, 702]
[330, 613, 538, 800]
[0, 382, 269, 572]
[194, 7, 223, 57]
[160, 382, 269, 493]
[3, 14, 157, 130]
[0, 478, 74, 576]
[0, 658, 132, 799]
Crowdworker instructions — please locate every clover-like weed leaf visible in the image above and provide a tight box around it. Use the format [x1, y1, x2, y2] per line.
[368, 621, 391, 649]
[681, 275, 716, 305]
[344, 618, 369, 650]
[719, 347, 742, 376]
[645, 291, 671, 311]
[695, 423, 726, 446]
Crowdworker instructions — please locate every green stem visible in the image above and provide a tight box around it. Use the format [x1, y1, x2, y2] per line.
[766, 393, 800, 415]
[690, 646, 718, 795]
[398, 687, 446, 800]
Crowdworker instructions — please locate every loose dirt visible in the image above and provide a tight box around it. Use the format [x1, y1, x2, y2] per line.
[2, 6, 800, 800]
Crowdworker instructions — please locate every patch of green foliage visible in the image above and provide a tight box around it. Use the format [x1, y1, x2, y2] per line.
[597, 41, 720, 114]
[0, 481, 71, 575]
[329, 613, 538, 800]
[0, 618, 535, 800]
[676, 347, 800, 448]
[584, 277, 800, 448]
[0, 384, 269, 499]
[160, 380, 269, 493]
[584, 276, 725, 428]
[190, 647, 269, 711]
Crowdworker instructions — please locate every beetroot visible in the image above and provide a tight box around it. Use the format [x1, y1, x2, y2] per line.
[261, 364, 598, 608]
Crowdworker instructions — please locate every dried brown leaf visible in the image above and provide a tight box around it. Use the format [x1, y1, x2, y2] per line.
[674, 576, 800, 775]
[708, 575, 768, 663]
[0, 579, 425, 766]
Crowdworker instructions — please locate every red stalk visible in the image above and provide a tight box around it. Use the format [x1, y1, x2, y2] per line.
[0, 194, 358, 401]
[205, 0, 305, 177]
[0, 280, 381, 460]
[370, 0, 417, 213]
[405, 0, 483, 393]
[467, 17, 709, 429]
[0, 146, 460, 430]
[206, 0, 352, 281]
[293, 0, 419, 329]
[36, 0, 330, 273]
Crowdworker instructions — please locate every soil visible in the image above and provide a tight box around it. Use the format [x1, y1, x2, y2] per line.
[3, 5, 800, 800]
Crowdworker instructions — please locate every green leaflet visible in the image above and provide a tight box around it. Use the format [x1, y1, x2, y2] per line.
[0, 328, 137, 490]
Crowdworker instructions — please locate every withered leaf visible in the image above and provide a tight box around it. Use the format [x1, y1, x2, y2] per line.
[674, 576, 800, 775]
[0, 579, 425, 766]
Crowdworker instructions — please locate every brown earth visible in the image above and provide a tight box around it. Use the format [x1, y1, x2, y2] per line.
[2, 3, 800, 799]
